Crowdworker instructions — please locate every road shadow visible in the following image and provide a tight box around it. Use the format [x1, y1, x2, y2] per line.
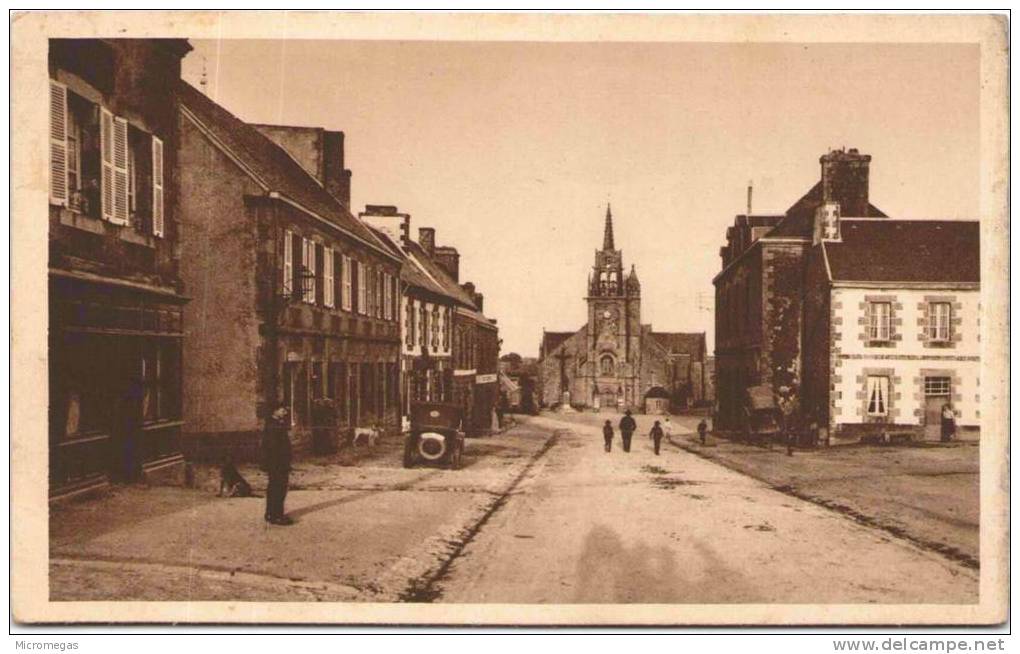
[572, 524, 681, 603]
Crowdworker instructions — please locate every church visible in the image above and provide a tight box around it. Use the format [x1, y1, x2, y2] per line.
[537, 206, 709, 413]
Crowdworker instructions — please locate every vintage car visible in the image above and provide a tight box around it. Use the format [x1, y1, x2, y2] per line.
[403, 401, 465, 469]
[742, 384, 783, 447]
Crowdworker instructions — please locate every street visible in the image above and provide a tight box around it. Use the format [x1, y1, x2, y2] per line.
[49, 412, 977, 604]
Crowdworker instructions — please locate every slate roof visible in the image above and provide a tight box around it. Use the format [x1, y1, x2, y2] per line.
[648, 332, 707, 359]
[823, 220, 980, 283]
[541, 331, 576, 356]
[767, 182, 888, 238]
[177, 81, 392, 259]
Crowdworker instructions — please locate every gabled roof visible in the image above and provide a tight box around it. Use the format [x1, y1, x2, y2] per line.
[404, 241, 479, 309]
[823, 220, 980, 284]
[177, 81, 394, 261]
[768, 182, 887, 238]
[541, 331, 577, 356]
[649, 332, 706, 359]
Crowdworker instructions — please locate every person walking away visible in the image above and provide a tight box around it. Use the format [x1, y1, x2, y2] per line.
[602, 420, 614, 453]
[619, 410, 637, 453]
[662, 417, 674, 444]
[262, 406, 294, 526]
[650, 421, 664, 455]
[940, 403, 956, 443]
[697, 418, 708, 446]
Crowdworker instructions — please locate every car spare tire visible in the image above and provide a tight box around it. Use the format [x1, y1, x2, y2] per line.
[417, 432, 447, 461]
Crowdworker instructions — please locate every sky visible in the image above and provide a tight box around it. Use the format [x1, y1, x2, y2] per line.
[181, 40, 979, 357]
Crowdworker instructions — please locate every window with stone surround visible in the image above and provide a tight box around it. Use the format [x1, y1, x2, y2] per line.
[868, 302, 891, 341]
[927, 302, 952, 342]
[866, 376, 889, 417]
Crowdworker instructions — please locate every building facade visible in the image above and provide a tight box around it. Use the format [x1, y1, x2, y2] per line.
[538, 206, 708, 413]
[48, 38, 192, 499]
[714, 148, 980, 443]
[801, 215, 980, 443]
[360, 207, 459, 424]
[713, 148, 887, 431]
[177, 81, 402, 461]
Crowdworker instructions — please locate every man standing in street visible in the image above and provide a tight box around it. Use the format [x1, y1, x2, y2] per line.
[650, 420, 664, 455]
[602, 419, 614, 453]
[697, 418, 708, 446]
[262, 405, 294, 526]
[941, 403, 956, 443]
[619, 410, 636, 453]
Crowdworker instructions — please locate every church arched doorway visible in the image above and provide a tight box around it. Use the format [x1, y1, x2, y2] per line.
[595, 386, 617, 412]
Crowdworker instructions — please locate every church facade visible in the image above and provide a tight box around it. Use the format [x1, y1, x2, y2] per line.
[537, 207, 708, 413]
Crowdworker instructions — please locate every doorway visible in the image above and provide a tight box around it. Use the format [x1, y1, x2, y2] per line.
[923, 376, 951, 440]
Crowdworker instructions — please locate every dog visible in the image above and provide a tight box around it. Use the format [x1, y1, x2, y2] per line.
[352, 426, 380, 449]
[218, 455, 254, 498]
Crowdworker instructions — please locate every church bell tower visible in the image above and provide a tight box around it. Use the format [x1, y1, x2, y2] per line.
[586, 205, 642, 409]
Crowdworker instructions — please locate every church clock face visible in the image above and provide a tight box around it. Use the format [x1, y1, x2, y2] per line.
[598, 306, 619, 338]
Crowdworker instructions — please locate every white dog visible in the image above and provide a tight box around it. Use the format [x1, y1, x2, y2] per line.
[352, 426, 380, 449]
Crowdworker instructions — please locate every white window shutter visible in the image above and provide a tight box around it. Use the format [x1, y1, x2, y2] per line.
[151, 136, 164, 236]
[49, 81, 68, 206]
[283, 229, 293, 297]
[324, 247, 334, 308]
[111, 116, 129, 225]
[100, 108, 114, 220]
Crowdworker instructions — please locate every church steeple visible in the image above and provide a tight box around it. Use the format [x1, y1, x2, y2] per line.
[603, 204, 615, 251]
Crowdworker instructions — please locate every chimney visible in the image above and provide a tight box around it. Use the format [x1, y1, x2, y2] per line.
[747, 180, 753, 215]
[418, 227, 436, 258]
[820, 148, 871, 217]
[473, 292, 484, 313]
[461, 281, 475, 298]
[323, 130, 352, 209]
[813, 201, 842, 245]
[433, 246, 460, 282]
[359, 205, 410, 245]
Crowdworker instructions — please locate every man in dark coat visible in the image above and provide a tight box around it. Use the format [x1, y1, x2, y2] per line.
[619, 410, 637, 453]
[649, 420, 664, 455]
[697, 418, 708, 446]
[602, 420, 614, 453]
[940, 403, 956, 443]
[262, 406, 294, 526]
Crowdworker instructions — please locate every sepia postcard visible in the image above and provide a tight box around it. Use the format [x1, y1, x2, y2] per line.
[10, 10, 1009, 626]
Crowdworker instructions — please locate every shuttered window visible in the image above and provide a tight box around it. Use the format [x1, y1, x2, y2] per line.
[151, 136, 164, 236]
[112, 116, 129, 225]
[357, 262, 368, 315]
[100, 108, 114, 220]
[302, 238, 316, 304]
[283, 229, 294, 297]
[49, 80, 69, 206]
[341, 254, 353, 311]
[405, 299, 415, 349]
[324, 246, 335, 308]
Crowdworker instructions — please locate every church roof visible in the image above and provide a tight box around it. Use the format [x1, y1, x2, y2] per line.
[649, 332, 706, 359]
[541, 331, 576, 356]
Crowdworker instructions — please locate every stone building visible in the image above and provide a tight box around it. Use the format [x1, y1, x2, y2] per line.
[713, 148, 887, 431]
[801, 216, 980, 443]
[48, 38, 193, 499]
[176, 81, 403, 460]
[360, 207, 460, 421]
[537, 206, 708, 413]
[714, 147, 980, 443]
[359, 206, 501, 434]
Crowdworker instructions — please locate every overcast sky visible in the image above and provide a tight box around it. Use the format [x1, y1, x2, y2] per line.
[181, 40, 979, 357]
